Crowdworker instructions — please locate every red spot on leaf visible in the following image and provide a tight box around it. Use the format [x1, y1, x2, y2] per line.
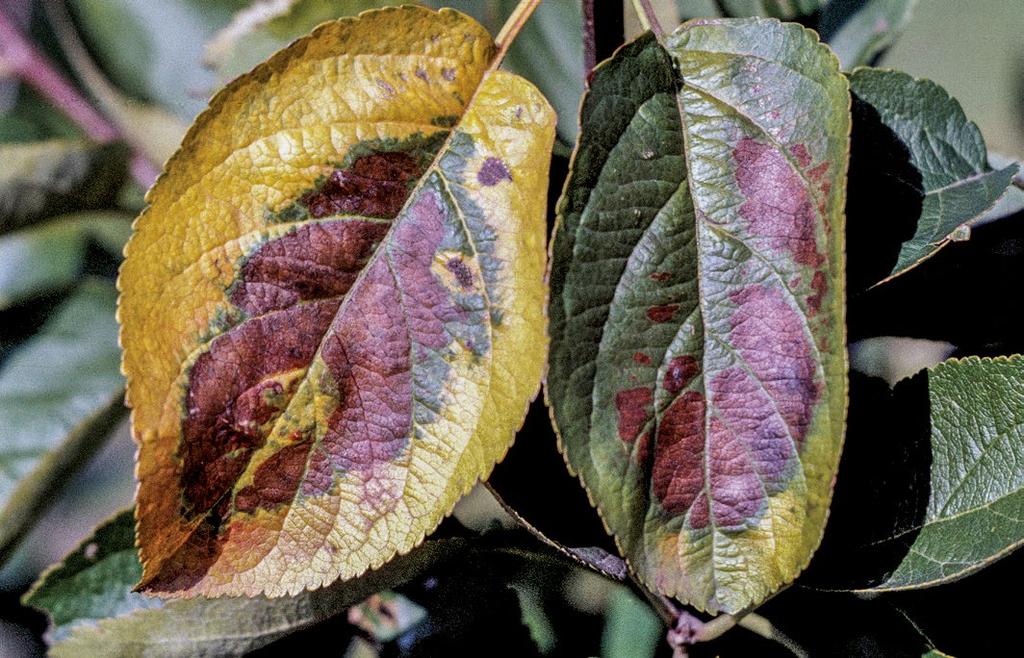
[807, 270, 827, 315]
[646, 304, 679, 323]
[615, 387, 652, 443]
[733, 138, 823, 267]
[652, 391, 706, 519]
[477, 157, 512, 186]
[790, 143, 812, 168]
[303, 151, 422, 219]
[649, 271, 672, 282]
[663, 355, 698, 394]
[633, 352, 652, 366]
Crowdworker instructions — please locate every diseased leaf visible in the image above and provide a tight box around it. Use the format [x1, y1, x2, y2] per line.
[548, 21, 849, 614]
[204, 0, 399, 83]
[0, 140, 129, 232]
[819, 0, 916, 69]
[0, 212, 132, 311]
[850, 68, 1020, 285]
[119, 6, 555, 597]
[0, 280, 125, 564]
[869, 356, 1024, 590]
[24, 509, 466, 657]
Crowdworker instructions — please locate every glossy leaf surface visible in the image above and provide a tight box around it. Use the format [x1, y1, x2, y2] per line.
[850, 68, 1020, 284]
[119, 6, 554, 597]
[24, 509, 466, 657]
[548, 20, 849, 613]
[870, 356, 1024, 590]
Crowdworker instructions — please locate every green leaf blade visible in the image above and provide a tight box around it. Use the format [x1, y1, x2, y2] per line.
[872, 356, 1024, 590]
[850, 68, 1021, 284]
[548, 19, 849, 614]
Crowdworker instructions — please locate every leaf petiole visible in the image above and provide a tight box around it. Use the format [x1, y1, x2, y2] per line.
[630, 0, 666, 38]
[492, 0, 543, 70]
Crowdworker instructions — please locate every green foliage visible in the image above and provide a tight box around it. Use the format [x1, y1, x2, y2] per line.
[850, 67, 1020, 283]
[870, 356, 1024, 590]
[24, 509, 467, 657]
[0, 281, 125, 564]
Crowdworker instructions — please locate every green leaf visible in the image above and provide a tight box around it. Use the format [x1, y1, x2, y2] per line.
[0, 280, 125, 565]
[67, 0, 247, 120]
[819, 0, 916, 69]
[0, 212, 132, 311]
[24, 509, 467, 657]
[0, 87, 82, 144]
[869, 356, 1024, 590]
[548, 20, 850, 614]
[204, 0, 399, 82]
[850, 68, 1020, 285]
[0, 140, 129, 233]
[601, 586, 662, 658]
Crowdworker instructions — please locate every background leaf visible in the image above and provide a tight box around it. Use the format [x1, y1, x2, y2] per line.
[120, 6, 555, 597]
[548, 20, 849, 614]
[0, 140, 128, 232]
[850, 67, 1020, 285]
[0, 280, 125, 565]
[24, 510, 468, 657]
[818, 0, 917, 69]
[0, 212, 131, 311]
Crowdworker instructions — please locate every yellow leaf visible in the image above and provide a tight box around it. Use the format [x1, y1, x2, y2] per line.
[118, 6, 555, 597]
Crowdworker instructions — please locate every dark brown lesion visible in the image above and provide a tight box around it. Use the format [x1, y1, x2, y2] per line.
[265, 132, 449, 224]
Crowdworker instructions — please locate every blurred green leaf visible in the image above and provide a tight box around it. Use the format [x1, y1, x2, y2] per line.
[67, 0, 248, 120]
[25, 508, 467, 657]
[850, 68, 1020, 284]
[0, 280, 125, 566]
[600, 586, 661, 658]
[204, 0, 399, 82]
[434, 0, 583, 144]
[0, 212, 132, 311]
[0, 140, 129, 233]
[0, 87, 81, 144]
[820, 0, 917, 69]
[980, 153, 1024, 225]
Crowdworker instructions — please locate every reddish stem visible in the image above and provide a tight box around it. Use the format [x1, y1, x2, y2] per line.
[0, 10, 118, 142]
[581, 0, 596, 76]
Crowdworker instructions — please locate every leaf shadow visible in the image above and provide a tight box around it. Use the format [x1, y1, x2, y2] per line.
[845, 92, 924, 295]
[801, 371, 932, 589]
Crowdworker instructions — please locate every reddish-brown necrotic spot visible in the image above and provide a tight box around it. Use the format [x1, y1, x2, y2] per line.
[615, 387, 652, 443]
[649, 271, 672, 282]
[445, 257, 474, 289]
[234, 433, 315, 514]
[477, 157, 512, 186]
[663, 355, 698, 394]
[231, 220, 388, 315]
[646, 304, 679, 323]
[733, 137, 824, 267]
[302, 151, 422, 219]
[807, 270, 827, 315]
[789, 143, 812, 168]
[633, 351, 652, 366]
[652, 391, 706, 520]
